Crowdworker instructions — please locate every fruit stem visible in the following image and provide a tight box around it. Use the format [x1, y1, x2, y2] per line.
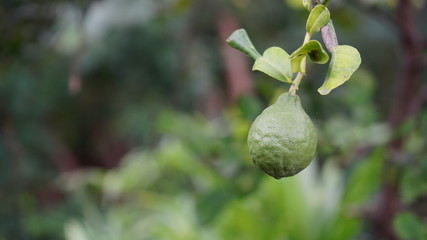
[290, 32, 311, 96]
[289, 72, 303, 96]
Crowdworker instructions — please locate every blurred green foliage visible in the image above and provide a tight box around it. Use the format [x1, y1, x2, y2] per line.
[1, 0, 426, 239]
[57, 107, 383, 240]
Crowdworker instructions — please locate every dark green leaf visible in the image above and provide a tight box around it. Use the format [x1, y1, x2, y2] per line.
[226, 29, 261, 60]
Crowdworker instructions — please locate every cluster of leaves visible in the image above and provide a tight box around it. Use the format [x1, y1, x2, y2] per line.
[227, 3, 361, 95]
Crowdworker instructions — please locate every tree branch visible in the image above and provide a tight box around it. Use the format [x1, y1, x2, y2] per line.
[321, 20, 338, 52]
[370, 0, 424, 239]
[389, 0, 424, 127]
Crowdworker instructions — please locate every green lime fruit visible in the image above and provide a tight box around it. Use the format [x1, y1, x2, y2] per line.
[247, 92, 317, 179]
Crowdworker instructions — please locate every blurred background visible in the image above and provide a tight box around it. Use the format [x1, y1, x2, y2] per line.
[1, 0, 426, 239]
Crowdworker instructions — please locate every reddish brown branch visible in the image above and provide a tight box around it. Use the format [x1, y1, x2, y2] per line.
[216, 11, 254, 104]
[371, 0, 424, 239]
[389, 0, 424, 127]
[69, 34, 84, 94]
[408, 83, 427, 117]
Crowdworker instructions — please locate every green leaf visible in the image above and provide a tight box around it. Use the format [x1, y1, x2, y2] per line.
[306, 5, 330, 35]
[291, 55, 305, 73]
[290, 40, 329, 73]
[226, 29, 261, 60]
[252, 47, 293, 83]
[302, 0, 313, 11]
[318, 45, 361, 95]
[393, 212, 427, 240]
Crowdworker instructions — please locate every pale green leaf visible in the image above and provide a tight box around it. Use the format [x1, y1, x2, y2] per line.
[291, 55, 305, 73]
[302, 0, 313, 11]
[318, 45, 362, 95]
[226, 29, 261, 60]
[252, 47, 293, 83]
[306, 5, 330, 35]
[284, 0, 306, 9]
[290, 40, 329, 68]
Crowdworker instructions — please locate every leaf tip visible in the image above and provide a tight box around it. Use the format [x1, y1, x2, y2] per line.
[318, 87, 330, 95]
